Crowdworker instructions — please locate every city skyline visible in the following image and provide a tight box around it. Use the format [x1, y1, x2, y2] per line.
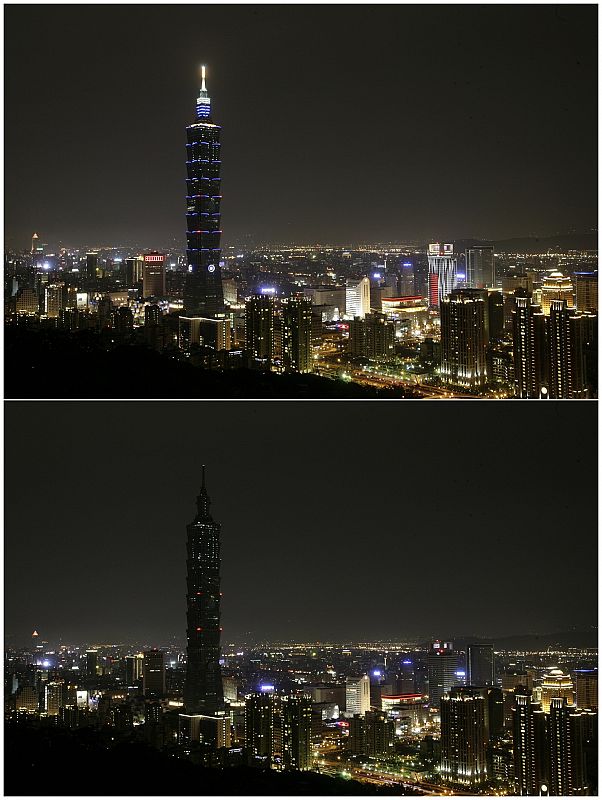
[5, 5, 597, 249]
[5, 400, 597, 645]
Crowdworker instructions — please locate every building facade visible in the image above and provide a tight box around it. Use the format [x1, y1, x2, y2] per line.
[184, 67, 224, 316]
[183, 467, 224, 715]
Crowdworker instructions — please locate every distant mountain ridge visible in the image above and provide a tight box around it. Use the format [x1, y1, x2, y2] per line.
[452, 232, 598, 254]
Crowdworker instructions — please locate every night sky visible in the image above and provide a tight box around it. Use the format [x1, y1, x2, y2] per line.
[5, 401, 597, 647]
[5, 5, 597, 250]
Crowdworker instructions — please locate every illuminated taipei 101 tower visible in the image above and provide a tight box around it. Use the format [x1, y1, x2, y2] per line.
[184, 66, 224, 316]
[183, 467, 224, 715]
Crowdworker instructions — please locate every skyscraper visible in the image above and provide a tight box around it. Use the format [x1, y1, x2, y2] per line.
[428, 243, 457, 307]
[440, 290, 488, 390]
[466, 245, 495, 289]
[548, 300, 596, 398]
[512, 292, 548, 398]
[184, 66, 224, 317]
[143, 649, 166, 697]
[440, 687, 489, 788]
[345, 277, 371, 319]
[539, 668, 574, 713]
[574, 669, 597, 710]
[346, 675, 371, 716]
[245, 294, 277, 368]
[467, 644, 495, 687]
[281, 296, 313, 373]
[427, 641, 457, 709]
[183, 467, 224, 715]
[512, 688, 548, 796]
[548, 697, 588, 796]
[142, 252, 166, 298]
[574, 272, 598, 312]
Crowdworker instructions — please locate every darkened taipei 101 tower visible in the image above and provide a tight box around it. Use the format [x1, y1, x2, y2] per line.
[183, 467, 224, 715]
[184, 66, 224, 317]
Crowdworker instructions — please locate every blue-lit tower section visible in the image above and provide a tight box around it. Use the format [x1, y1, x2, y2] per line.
[183, 466, 224, 715]
[184, 66, 224, 316]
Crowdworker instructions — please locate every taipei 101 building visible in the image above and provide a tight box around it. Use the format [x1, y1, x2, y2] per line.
[183, 467, 224, 717]
[184, 66, 224, 316]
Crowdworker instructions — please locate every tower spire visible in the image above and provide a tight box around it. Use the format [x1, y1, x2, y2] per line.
[195, 64, 212, 120]
[196, 466, 211, 520]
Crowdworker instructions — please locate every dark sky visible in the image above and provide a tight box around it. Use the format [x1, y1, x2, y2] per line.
[5, 401, 597, 647]
[5, 5, 597, 250]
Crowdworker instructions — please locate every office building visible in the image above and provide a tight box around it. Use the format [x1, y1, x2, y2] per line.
[467, 644, 494, 687]
[346, 675, 370, 716]
[466, 245, 495, 288]
[142, 252, 166, 298]
[539, 669, 574, 713]
[440, 290, 488, 389]
[345, 277, 370, 319]
[86, 252, 98, 282]
[574, 669, 597, 710]
[16, 288, 39, 315]
[549, 300, 596, 398]
[44, 283, 64, 318]
[428, 243, 457, 307]
[184, 66, 224, 316]
[198, 316, 231, 351]
[512, 292, 549, 398]
[125, 655, 143, 686]
[548, 697, 588, 796]
[540, 271, 574, 315]
[512, 688, 548, 796]
[183, 467, 224, 715]
[281, 297, 313, 373]
[440, 687, 488, 788]
[16, 685, 38, 712]
[427, 641, 457, 709]
[85, 650, 98, 677]
[574, 272, 597, 312]
[143, 649, 166, 697]
[124, 256, 144, 286]
[45, 682, 64, 715]
[349, 312, 395, 359]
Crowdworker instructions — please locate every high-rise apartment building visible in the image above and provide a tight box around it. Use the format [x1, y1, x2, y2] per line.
[548, 300, 596, 398]
[281, 297, 313, 373]
[467, 644, 495, 687]
[183, 467, 224, 715]
[345, 277, 371, 319]
[440, 687, 489, 788]
[512, 292, 548, 398]
[245, 294, 277, 367]
[440, 290, 488, 389]
[143, 649, 166, 697]
[245, 693, 311, 771]
[427, 642, 457, 709]
[282, 696, 312, 770]
[428, 243, 457, 307]
[466, 246, 495, 288]
[85, 252, 98, 282]
[44, 283, 65, 318]
[512, 688, 548, 796]
[548, 697, 588, 796]
[184, 67, 224, 316]
[142, 252, 166, 298]
[346, 675, 371, 716]
[349, 312, 395, 359]
[85, 650, 98, 677]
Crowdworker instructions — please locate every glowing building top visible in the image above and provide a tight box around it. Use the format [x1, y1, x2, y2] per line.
[196, 65, 212, 121]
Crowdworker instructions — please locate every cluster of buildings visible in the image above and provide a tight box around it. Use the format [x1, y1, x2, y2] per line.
[4, 71, 598, 397]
